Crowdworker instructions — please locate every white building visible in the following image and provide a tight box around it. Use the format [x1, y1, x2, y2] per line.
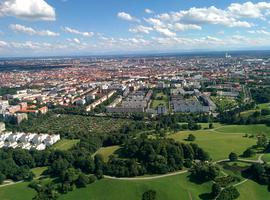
[0, 132, 60, 151]
[0, 122, 5, 132]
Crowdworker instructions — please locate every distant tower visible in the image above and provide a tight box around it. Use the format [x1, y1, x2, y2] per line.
[225, 52, 231, 58]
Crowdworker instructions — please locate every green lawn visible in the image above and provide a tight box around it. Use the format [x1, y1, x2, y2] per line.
[237, 179, 270, 200]
[215, 124, 270, 137]
[52, 139, 80, 151]
[262, 153, 270, 164]
[151, 92, 169, 109]
[60, 173, 211, 200]
[31, 167, 48, 177]
[258, 103, 270, 110]
[169, 129, 256, 161]
[240, 103, 270, 117]
[0, 182, 35, 200]
[218, 161, 250, 182]
[151, 100, 167, 108]
[94, 145, 120, 162]
[198, 123, 222, 129]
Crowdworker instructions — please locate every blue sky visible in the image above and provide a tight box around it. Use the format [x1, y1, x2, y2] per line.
[1, 0, 270, 56]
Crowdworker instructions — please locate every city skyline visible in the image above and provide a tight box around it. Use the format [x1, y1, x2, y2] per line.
[1, 0, 270, 56]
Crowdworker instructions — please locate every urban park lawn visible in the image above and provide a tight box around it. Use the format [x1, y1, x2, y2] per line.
[52, 139, 80, 151]
[169, 128, 257, 161]
[93, 145, 120, 162]
[1, 124, 270, 200]
[59, 173, 211, 200]
[0, 182, 35, 200]
[214, 124, 270, 137]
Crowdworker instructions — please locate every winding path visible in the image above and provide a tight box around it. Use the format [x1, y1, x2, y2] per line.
[0, 154, 265, 187]
[104, 155, 265, 181]
[104, 170, 188, 180]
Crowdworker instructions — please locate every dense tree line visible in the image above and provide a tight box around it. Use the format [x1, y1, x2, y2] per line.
[103, 138, 210, 177]
[216, 186, 240, 200]
[244, 163, 270, 189]
[189, 161, 220, 183]
[251, 87, 270, 104]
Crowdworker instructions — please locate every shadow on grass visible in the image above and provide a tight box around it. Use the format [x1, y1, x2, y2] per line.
[187, 174, 208, 185]
[114, 147, 127, 158]
[199, 193, 213, 200]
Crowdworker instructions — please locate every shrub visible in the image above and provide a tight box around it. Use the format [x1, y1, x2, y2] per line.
[142, 190, 157, 200]
[229, 152, 238, 162]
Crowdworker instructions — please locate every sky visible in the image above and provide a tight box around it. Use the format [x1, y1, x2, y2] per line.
[1, 0, 270, 57]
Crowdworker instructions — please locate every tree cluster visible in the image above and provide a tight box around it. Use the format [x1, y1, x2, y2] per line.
[106, 138, 211, 177]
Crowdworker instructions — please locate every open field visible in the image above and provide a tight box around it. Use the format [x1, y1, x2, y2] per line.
[237, 179, 270, 200]
[0, 182, 35, 200]
[31, 167, 48, 177]
[169, 129, 256, 161]
[52, 139, 80, 151]
[215, 124, 270, 137]
[262, 153, 270, 164]
[60, 173, 211, 200]
[94, 145, 120, 162]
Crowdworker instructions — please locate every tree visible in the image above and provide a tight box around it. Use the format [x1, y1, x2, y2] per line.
[142, 190, 157, 200]
[242, 148, 255, 158]
[261, 109, 270, 116]
[33, 183, 59, 200]
[60, 168, 80, 183]
[75, 173, 89, 188]
[190, 162, 220, 182]
[257, 134, 268, 148]
[211, 183, 221, 198]
[49, 158, 69, 177]
[187, 134, 196, 141]
[0, 173, 5, 184]
[216, 186, 240, 200]
[209, 123, 214, 129]
[88, 175, 97, 184]
[229, 152, 238, 162]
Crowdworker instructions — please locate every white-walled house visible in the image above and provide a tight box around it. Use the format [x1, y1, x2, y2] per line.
[44, 135, 61, 146]
[0, 132, 60, 151]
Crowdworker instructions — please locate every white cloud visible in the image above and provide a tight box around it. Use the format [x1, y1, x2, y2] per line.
[10, 24, 59, 36]
[67, 38, 80, 44]
[175, 6, 253, 28]
[129, 25, 153, 34]
[228, 2, 270, 19]
[63, 27, 94, 37]
[0, 0, 56, 21]
[144, 2, 270, 29]
[170, 23, 202, 31]
[145, 18, 163, 27]
[145, 8, 154, 14]
[117, 12, 139, 22]
[0, 40, 8, 48]
[248, 29, 270, 35]
[155, 26, 176, 37]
